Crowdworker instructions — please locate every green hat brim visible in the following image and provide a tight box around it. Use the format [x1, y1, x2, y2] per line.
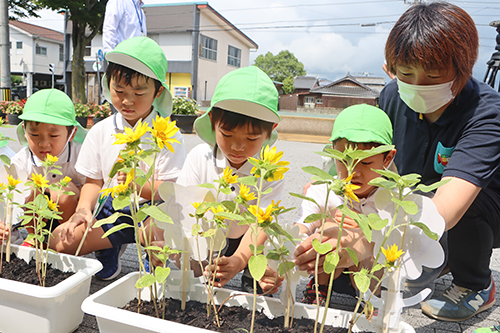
[16, 121, 87, 146]
[194, 110, 278, 148]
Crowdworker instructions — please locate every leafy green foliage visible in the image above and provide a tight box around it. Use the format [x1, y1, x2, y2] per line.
[172, 97, 198, 115]
[253, 50, 306, 83]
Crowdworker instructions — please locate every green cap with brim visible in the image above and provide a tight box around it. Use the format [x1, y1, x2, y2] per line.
[16, 89, 87, 146]
[194, 66, 280, 147]
[103, 36, 173, 117]
[330, 104, 393, 145]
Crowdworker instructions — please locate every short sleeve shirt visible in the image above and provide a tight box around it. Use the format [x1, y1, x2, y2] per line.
[379, 77, 500, 191]
[11, 142, 86, 188]
[176, 143, 285, 239]
[76, 110, 185, 188]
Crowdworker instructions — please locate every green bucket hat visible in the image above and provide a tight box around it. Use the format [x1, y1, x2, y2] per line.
[16, 89, 87, 146]
[103, 36, 173, 117]
[194, 66, 280, 147]
[330, 104, 393, 145]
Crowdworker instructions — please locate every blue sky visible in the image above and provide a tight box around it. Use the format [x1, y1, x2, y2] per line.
[23, 0, 500, 83]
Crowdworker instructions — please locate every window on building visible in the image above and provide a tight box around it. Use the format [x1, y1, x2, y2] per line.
[200, 35, 217, 61]
[316, 98, 323, 105]
[35, 45, 47, 56]
[84, 41, 91, 57]
[59, 45, 64, 62]
[305, 97, 315, 104]
[16, 41, 22, 49]
[227, 45, 241, 68]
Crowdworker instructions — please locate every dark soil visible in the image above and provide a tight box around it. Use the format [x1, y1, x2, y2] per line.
[123, 298, 374, 332]
[0, 252, 74, 287]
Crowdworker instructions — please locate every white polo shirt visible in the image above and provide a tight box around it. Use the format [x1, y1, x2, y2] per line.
[11, 141, 86, 188]
[103, 0, 147, 54]
[176, 143, 285, 239]
[294, 184, 378, 235]
[76, 110, 185, 189]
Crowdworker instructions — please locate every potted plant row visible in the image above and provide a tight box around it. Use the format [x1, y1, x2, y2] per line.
[81, 118, 446, 333]
[170, 97, 199, 134]
[74, 101, 113, 128]
[0, 157, 102, 333]
[5, 99, 26, 125]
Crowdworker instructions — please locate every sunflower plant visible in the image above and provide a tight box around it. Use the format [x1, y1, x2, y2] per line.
[90, 116, 180, 319]
[294, 144, 447, 333]
[19, 154, 74, 286]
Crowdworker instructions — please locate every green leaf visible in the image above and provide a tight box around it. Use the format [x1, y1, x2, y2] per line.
[324, 251, 339, 274]
[197, 183, 216, 189]
[410, 220, 439, 241]
[372, 169, 400, 182]
[415, 178, 450, 193]
[155, 266, 171, 284]
[304, 213, 324, 224]
[316, 148, 345, 161]
[345, 248, 359, 266]
[238, 176, 258, 187]
[112, 195, 132, 211]
[215, 211, 243, 221]
[353, 272, 371, 293]
[102, 223, 133, 238]
[401, 173, 422, 187]
[109, 161, 125, 179]
[92, 212, 127, 228]
[135, 176, 147, 187]
[220, 187, 232, 195]
[367, 213, 389, 230]
[312, 238, 333, 255]
[302, 166, 334, 181]
[392, 198, 418, 215]
[355, 214, 372, 242]
[142, 205, 173, 224]
[266, 251, 281, 261]
[50, 169, 63, 176]
[248, 254, 267, 281]
[192, 224, 201, 236]
[368, 177, 397, 190]
[289, 192, 318, 205]
[0, 155, 11, 166]
[278, 261, 295, 276]
[135, 274, 156, 289]
[201, 228, 217, 238]
[261, 187, 273, 195]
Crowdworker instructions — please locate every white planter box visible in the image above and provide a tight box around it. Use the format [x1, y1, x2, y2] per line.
[0, 244, 103, 333]
[83, 272, 415, 333]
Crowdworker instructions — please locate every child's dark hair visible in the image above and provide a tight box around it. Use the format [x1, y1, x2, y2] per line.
[210, 107, 274, 136]
[24, 120, 74, 136]
[105, 62, 162, 95]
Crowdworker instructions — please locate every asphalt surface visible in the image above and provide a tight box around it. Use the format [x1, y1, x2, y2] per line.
[3, 125, 500, 333]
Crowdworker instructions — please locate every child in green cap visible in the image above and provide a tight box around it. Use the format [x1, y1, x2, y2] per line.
[293, 104, 396, 305]
[174, 66, 282, 293]
[50, 36, 185, 280]
[0, 89, 87, 245]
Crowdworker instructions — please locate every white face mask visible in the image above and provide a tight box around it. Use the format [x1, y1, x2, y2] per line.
[397, 78, 455, 114]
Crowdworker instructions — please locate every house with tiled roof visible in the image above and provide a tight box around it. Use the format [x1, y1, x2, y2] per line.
[9, 21, 64, 95]
[83, 1, 257, 103]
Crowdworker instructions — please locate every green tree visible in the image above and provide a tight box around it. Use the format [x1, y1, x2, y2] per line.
[8, 0, 42, 19]
[282, 76, 295, 94]
[35, 0, 107, 103]
[253, 50, 306, 83]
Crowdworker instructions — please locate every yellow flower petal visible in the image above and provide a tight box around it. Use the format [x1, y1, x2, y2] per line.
[150, 115, 180, 152]
[382, 244, 405, 264]
[113, 120, 149, 145]
[31, 173, 48, 189]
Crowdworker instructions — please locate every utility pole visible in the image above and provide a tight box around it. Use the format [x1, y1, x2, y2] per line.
[0, 0, 11, 101]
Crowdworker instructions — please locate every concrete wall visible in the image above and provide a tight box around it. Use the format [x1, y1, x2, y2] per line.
[276, 115, 334, 137]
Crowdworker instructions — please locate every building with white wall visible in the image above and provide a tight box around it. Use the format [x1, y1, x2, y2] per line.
[9, 21, 64, 96]
[87, 2, 258, 104]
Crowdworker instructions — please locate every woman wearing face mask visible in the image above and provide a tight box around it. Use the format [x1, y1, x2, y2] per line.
[379, 2, 500, 323]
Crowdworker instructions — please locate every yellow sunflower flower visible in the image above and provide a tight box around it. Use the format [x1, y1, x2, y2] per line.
[343, 173, 360, 205]
[0, 182, 6, 191]
[271, 200, 285, 212]
[113, 120, 149, 145]
[248, 204, 274, 224]
[60, 176, 72, 187]
[31, 173, 48, 189]
[382, 244, 404, 265]
[99, 172, 133, 198]
[191, 202, 202, 209]
[150, 115, 180, 152]
[44, 154, 59, 166]
[239, 184, 257, 202]
[7, 175, 21, 189]
[222, 166, 238, 184]
[45, 195, 58, 211]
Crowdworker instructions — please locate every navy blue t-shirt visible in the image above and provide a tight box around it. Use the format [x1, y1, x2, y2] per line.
[379, 77, 500, 192]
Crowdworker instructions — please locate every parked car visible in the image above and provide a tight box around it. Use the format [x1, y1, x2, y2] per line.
[11, 86, 38, 100]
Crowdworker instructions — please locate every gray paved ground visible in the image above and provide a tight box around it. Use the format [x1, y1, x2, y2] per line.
[3, 125, 500, 333]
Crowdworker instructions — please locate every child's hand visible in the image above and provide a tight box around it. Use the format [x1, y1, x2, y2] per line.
[0, 221, 7, 243]
[334, 209, 359, 229]
[59, 207, 93, 243]
[117, 171, 127, 185]
[204, 255, 245, 288]
[259, 266, 283, 294]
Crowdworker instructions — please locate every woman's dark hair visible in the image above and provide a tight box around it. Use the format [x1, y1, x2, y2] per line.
[105, 62, 162, 95]
[210, 107, 274, 136]
[385, 2, 478, 94]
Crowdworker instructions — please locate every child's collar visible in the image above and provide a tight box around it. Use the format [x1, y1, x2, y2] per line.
[113, 109, 157, 131]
